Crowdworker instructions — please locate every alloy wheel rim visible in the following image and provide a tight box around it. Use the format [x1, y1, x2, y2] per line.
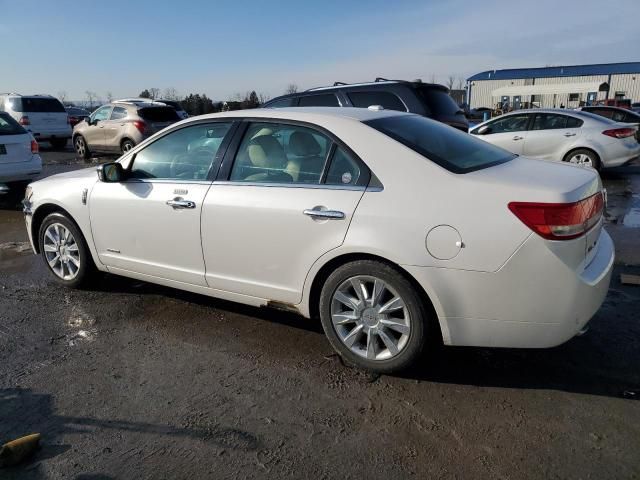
[75, 138, 85, 155]
[568, 153, 593, 167]
[331, 275, 411, 361]
[123, 142, 133, 152]
[43, 223, 81, 280]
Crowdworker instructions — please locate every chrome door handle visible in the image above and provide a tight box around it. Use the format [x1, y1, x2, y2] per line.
[564, 132, 576, 137]
[303, 209, 345, 219]
[512, 135, 523, 141]
[166, 198, 196, 209]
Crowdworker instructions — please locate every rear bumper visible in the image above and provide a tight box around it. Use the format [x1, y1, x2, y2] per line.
[404, 229, 614, 348]
[600, 141, 640, 168]
[30, 127, 72, 141]
[0, 155, 42, 184]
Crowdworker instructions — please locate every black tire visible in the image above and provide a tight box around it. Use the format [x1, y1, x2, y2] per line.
[38, 212, 95, 288]
[74, 135, 91, 160]
[121, 139, 135, 154]
[319, 260, 430, 374]
[50, 138, 68, 150]
[563, 148, 601, 171]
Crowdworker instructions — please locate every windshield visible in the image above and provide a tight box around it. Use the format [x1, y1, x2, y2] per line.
[365, 114, 516, 173]
[15, 97, 66, 113]
[0, 112, 27, 135]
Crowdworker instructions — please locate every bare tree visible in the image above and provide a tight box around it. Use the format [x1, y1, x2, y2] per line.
[429, 74, 437, 84]
[85, 90, 97, 109]
[149, 88, 160, 100]
[258, 92, 271, 104]
[456, 77, 465, 90]
[163, 87, 179, 101]
[284, 83, 298, 94]
[446, 76, 455, 90]
[106, 91, 114, 103]
[57, 91, 68, 103]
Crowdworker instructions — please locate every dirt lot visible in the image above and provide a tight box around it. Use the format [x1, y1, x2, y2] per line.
[1, 146, 639, 479]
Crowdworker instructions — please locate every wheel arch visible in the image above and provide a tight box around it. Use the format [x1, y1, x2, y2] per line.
[306, 252, 444, 345]
[562, 146, 601, 165]
[31, 203, 84, 254]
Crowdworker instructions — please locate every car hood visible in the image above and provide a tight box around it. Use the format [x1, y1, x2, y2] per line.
[33, 166, 99, 186]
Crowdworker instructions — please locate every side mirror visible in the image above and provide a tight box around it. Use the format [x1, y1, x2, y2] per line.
[97, 162, 124, 182]
[86, 117, 94, 126]
[477, 125, 492, 135]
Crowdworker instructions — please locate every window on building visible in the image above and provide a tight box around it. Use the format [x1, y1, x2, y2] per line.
[614, 91, 626, 100]
[568, 93, 580, 102]
[530, 95, 542, 107]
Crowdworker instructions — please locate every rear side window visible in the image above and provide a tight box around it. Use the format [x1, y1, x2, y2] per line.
[348, 91, 406, 111]
[265, 97, 297, 108]
[325, 147, 362, 186]
[15, 97, 66, 113]
[138, 107, 180, 122]
[366, 115, 516, 174]
[566, 116, 584, 128]
[0, 112, 26, 135]
[416, 87, 460, 116]
[110, 106, 127, 120]
[298, 94, 340, 107]
[532, 114, 581, 130]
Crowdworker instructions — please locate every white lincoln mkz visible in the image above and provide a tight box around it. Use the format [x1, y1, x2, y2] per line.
[23, 107, 614, 372]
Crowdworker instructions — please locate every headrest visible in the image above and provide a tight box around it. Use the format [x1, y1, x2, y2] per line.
[289, 131, 322, 156]
[247, 135, 287, 169]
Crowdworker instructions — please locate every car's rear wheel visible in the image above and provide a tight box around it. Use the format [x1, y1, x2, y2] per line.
[74, 135, 91, 160]
[38, 213, 95, 288]
[50, 138, 68, 150]
[121, 139, 135, 154]
[319, 260, 429, 373]
[564, 148, 600, 170]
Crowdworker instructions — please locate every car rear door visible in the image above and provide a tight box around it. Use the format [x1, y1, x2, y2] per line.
[200, 120, 368, 304]
[522, 113, 582, 161]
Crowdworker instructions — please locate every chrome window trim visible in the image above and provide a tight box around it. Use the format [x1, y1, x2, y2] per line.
[212, 180, 367, 191]
[121, 178, 213, 186]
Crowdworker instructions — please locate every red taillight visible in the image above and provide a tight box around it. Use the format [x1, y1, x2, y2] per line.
[31, 139, 39, 153]
[19, 116, 30, 126]
[602, 127, 636, 139]
[133, 120, 147, 134]
[508, 192, 604, 240]
[67, 115, 72, 125]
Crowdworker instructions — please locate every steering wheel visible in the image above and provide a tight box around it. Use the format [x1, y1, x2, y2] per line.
[169, 148, 215, 179]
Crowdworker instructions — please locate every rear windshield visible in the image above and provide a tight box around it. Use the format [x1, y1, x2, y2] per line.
[365, 115, 516, 173]
[0, 112, 27, 136]
[138, 107, 180, 122]
[160, 100, 181, 109]
[417, 87, 461, 117]
[13, 97, 66, 113]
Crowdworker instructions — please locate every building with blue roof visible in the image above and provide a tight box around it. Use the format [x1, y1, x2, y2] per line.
[466, 62, 640, 110]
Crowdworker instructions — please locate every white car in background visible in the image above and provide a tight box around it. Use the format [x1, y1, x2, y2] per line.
[23, 108, 613, 372]
[0, 112, 42, 194]
[0, 94, 71, 149]
[470, 108, 640, 170]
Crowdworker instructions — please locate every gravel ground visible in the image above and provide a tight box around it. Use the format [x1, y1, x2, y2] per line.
[0, 146, 639, 479]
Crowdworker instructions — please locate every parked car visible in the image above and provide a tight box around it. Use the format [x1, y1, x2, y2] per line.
[66, 106, 90, 128]
[596, 98, 631, 109]
[73, 101, 180, 158]
[576, 106, 640, 125]
[470, 109, 640, 170]
[0, 111, 42, 194]
[0, 94, 71, 149]
[24, 107, 612, 372]
[262, 79, 468, 131]
[631, 102, 640, 113]
[116, 98, 189, 119]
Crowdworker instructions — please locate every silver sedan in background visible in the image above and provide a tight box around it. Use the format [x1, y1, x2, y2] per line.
[469, 108, 640, 170]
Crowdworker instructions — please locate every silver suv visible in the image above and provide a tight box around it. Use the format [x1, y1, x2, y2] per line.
[73, 101, 180, 159]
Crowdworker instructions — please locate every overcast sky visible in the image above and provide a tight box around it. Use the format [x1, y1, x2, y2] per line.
[2, 0, 638, 102]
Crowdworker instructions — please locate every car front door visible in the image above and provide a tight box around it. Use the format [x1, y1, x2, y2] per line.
[89, 121, 235, 286]
[103, 106, 128, 152]
[474, 113, 531, 155]
[84, 106, 112, 150]
[201, 121, 367, 304]
[522, 113, 582, 161]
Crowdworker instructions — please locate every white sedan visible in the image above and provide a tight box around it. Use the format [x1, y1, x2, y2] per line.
[0, 112, 42, 194]
[469, 108, 640, 170]
[23, 108, 613, 372]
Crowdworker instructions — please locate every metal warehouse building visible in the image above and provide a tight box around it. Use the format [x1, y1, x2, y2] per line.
[466, 62, 640, 110]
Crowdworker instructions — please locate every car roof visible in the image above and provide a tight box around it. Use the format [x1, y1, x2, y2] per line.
[191, 106, 413, 123]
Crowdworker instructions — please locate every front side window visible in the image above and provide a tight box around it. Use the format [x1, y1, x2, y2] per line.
[110, 106, 127, 120]
[129, 122, 232, 180]
[91, 106, 112, 122]
[298, 94, 340, 107]
[486, 114, 530, 134]
[348, 91, 406, 111]
[366, 115, 516, 173]
[230, 122, 331, 184]
[532, 113, 571, 130]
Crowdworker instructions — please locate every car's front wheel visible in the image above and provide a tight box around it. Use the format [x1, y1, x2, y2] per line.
[319, 260, 430, 373]
[38, 213, 95, 288]
[74, 135, 91, 160]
